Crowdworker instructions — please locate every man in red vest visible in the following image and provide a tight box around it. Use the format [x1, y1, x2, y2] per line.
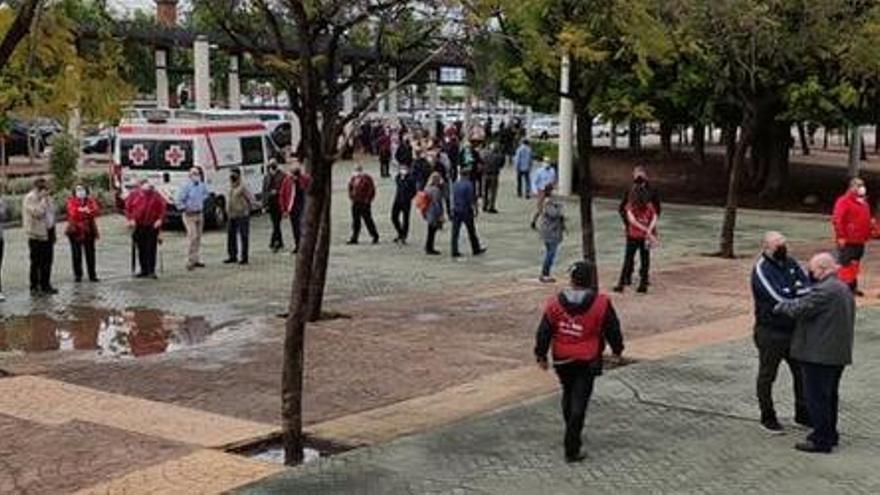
[832, 177, 873, 295]
[534, 261, 624, 463]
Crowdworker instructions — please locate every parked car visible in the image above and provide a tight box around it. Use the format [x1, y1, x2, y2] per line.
[529, 118, 561, 140]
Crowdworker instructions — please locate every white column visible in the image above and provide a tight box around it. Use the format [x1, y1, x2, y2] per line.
[464, 82, 473, 140]
[155, 48, 169, 108]
[228, 54, 241, 110]
[342, 64, 354, 115]
[194, 36, 211, 110]
[557, 54, 574, 196]
[429, 70, 439, 138]
[388, 67, 398, 116]
[525, 106, 533, 138]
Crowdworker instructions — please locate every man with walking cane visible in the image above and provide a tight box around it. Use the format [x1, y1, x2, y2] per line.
[125, 180, 166, 279]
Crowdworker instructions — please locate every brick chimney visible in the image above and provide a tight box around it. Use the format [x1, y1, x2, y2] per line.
[156, 0, 178, 28]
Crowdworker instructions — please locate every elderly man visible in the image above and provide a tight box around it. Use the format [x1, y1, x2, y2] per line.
[176, 167, 208, 270]
[774, 253, 855, 453]
[751, 231, 811, 432]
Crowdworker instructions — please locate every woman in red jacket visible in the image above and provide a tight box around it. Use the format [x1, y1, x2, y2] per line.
[66, 183, 100, 282]
[832, 177, 873, 294]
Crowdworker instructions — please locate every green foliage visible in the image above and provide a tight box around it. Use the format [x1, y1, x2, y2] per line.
[48, 133, 78, 191]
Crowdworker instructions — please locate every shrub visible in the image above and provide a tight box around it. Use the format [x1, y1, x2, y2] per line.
[49, 133, 79, 192]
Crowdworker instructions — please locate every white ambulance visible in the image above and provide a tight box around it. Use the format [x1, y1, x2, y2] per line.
[112, 110, 281, 227]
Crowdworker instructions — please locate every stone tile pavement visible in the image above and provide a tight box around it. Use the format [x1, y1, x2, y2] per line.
[239, 306, 880, 495]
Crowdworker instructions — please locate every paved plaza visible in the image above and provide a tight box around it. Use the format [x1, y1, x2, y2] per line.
[1, 161, 877, 493]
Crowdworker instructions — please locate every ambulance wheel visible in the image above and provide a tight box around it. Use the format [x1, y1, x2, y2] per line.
[205, 196, 227, 229]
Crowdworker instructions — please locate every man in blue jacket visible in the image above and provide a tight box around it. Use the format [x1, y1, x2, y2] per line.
[450, 169, 486, 258]
[751, 231, 811, 432]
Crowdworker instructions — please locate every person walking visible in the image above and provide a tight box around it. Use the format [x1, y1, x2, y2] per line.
[482, 143, 504, 214]
[126, 180, 166, 278]
[613, 184, 659, 293]
[395, 136, 414, 170]
[774, 252, 855, 453]
[23, 178, 57, 295]
[450, 169, 486, 258]
[412, 149, 431, 190]
[176, 167, 208, 270]
[514, 139, 533, 199]
[831, 177, 872, 295]
[391, 164, 417, 244]
[262, 161, 286, 253]
[378, 131, 392, 178]
[534, 260, 624, 463]
[280, 167, 311, 254]
[65, 183, 100, 282]
[347, 165, 379, 245]
[751, 231, 811, 432]
[530, 158, 558, 228]
[224, 168, 255, 265]
[536, 185, 565, 283]
[423, 172, 446, 255]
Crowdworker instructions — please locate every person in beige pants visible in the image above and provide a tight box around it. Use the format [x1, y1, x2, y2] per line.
[176, 168, 208, 270]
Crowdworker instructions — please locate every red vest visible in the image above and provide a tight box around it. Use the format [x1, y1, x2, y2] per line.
[545, 294, 609, 362]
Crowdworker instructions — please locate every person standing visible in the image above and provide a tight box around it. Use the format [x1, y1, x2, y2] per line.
[347, 165, 380, 245]
[378, 131, 392, 178]
[514, 139, 533, 198]
[530, 158, 558, 228]
[395, 136, 414, 170]
[831, 177, 872, 295]
[0, 189, 5, 301]
[412, 149, 431, 190]
[23, 178, 57, 295]
[391, 164, 417, 244]
[126, 180, 166, 278]
[176, 167, 209, 271]
[280, 167, 311, 254]
[534, 260, 624, 463]
[536, 185, 565, 283]
[774, 252, 855, 453]
[751, 231, 811, 432]
[224, 168, 255, 265]
[262, 161, 285, 253]
[482, 143, 504, 214]
[65, 183, 100, 282]
[450, 169, 486, 258]
[618, 165, 661, 226]
[613, 184, 658, 293]
[423, 172, 446, 255]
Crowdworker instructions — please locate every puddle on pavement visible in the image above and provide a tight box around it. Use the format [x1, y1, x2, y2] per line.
[0, 306, 215, 358]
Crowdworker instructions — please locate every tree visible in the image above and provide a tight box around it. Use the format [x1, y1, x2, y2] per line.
[193, 0, 451, 465]
[0, 0, 43, 73]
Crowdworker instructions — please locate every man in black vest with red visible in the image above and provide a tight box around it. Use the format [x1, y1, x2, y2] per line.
[534, 261, 624, 463]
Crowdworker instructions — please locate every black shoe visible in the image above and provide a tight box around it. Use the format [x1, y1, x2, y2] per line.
[291, 247, 299, 254]
[135, 273, 147, 278]
[393, 237, 400, 244]
[74, 277, 82, 283]
[148, 273, 158, 279]
[89, 277, 100, 283]
[795, 413, 812, 429]
[30, 288, 42, 296]
[612, 285, 624, 293]
[399, 238, 407, 245]
[761, 417, 785, 434]
[795, 441, 831, 454]
[42, 287, 58, 295]
[194, 262, 206, 268]
[346, 239, 358, 245]
[474, 248, 487, 256]
[636, 285, 648, 293]
[451, 252, 462, 258]
[223, 258, 237, 264]
[372, 237, 380, 244]
[239, 260, 249, 265]
[565, 453, 586, 463]
[426, 250, 442, 256]
[488, 209, 499, 214]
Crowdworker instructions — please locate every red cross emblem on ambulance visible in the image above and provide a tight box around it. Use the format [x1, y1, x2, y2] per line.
[164, 145, 185, 167]
[128, 144, 149, 166]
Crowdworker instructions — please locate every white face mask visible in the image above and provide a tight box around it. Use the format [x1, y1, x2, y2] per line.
[75, 188, 86, 199]
[857, 186, 867, 197]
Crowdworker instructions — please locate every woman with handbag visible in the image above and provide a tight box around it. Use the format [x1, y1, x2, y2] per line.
[66, 183, 100, 282]
[423, 172, 446, 256]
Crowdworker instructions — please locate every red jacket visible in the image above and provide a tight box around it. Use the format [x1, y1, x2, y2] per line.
[279, 172, 312, 214]
[348, 173, 376, 204]
[832, 191, 872, 244]
[625, 202, 657, 240]
[544, 294, 609, 362]
[125, 189, 167, 228]
[66, 196, 100, 241]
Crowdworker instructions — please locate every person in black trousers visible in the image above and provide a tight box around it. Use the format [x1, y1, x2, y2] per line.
[391, 164, 417, 244]
[450, 169, 486, 258]
[23, 178, 57, 295]
[65, 184, 101, 282]
[262, 162, 285, 252]
[347, 166, 379, 244]
[534, 261, 624, 462]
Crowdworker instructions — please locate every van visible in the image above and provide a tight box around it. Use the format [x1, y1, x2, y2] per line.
[112, 110, 277, 228]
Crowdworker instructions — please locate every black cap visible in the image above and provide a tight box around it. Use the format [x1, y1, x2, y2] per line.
[569, 261, 595, 288]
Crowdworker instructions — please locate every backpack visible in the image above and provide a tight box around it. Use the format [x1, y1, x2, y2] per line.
[414, 190, 431, 214]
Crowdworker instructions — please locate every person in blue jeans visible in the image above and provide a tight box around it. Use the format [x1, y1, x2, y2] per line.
[513, 139, 533, 198]
[450, 169, 486, 258]
[535, 184, 565, 282]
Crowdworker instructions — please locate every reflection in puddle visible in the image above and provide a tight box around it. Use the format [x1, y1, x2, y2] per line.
[0, 307, 215, 358]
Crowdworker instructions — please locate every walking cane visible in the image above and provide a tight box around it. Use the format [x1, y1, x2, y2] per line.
[130, 234, 136, 275]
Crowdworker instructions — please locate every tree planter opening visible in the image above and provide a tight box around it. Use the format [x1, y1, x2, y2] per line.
[228, 433, 356, 466]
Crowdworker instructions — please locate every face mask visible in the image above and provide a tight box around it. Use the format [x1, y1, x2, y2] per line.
[857, 186, 867, 197]
[191, 175, 200, 183]
[634, 176, 646, 184]
[401, 169, 409, 176]
[75, 188, 86, 199]
[231, 176, 240, 183]
[772, 245, 787, 261]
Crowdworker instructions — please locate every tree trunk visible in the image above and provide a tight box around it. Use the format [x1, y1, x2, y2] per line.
[823, 127, 829, 150]
[719, 118, 753, 258]
[0, 137, 6, 167]
[848, 125, 861, 178]
[797, 122, 810, 156]
[756, 120, 791, 198]
[576, 111, 598, 288]
[875, 124, 879, 154]
[693, 123, 706, 166]
[610, 122, 617, 149]
[307, 178, 332, 322]
[659, 121, 673, 155]
[628, 120, 640, 151]
[723, 123, 737, 173]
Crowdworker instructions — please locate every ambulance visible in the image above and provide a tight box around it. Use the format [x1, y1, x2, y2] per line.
[112, 109, 282, 227]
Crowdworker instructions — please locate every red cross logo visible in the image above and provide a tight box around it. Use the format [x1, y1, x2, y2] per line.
[128, 144, 149, 166]
[164, 145, 186, 167]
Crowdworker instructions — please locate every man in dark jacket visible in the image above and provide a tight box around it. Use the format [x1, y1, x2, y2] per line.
[535, 261, 624, 463]
[262, 162, 285, 252]
[347, 165, 380, 245]
[395, 137, 414, 169]
[482, 143, 504, 214]
[391, 164, 418, 244]
[618, 165, 661, 227]
[450, 169, 486, 258]
[751, 231, 811, 432]
[774, 252, 855, 453]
